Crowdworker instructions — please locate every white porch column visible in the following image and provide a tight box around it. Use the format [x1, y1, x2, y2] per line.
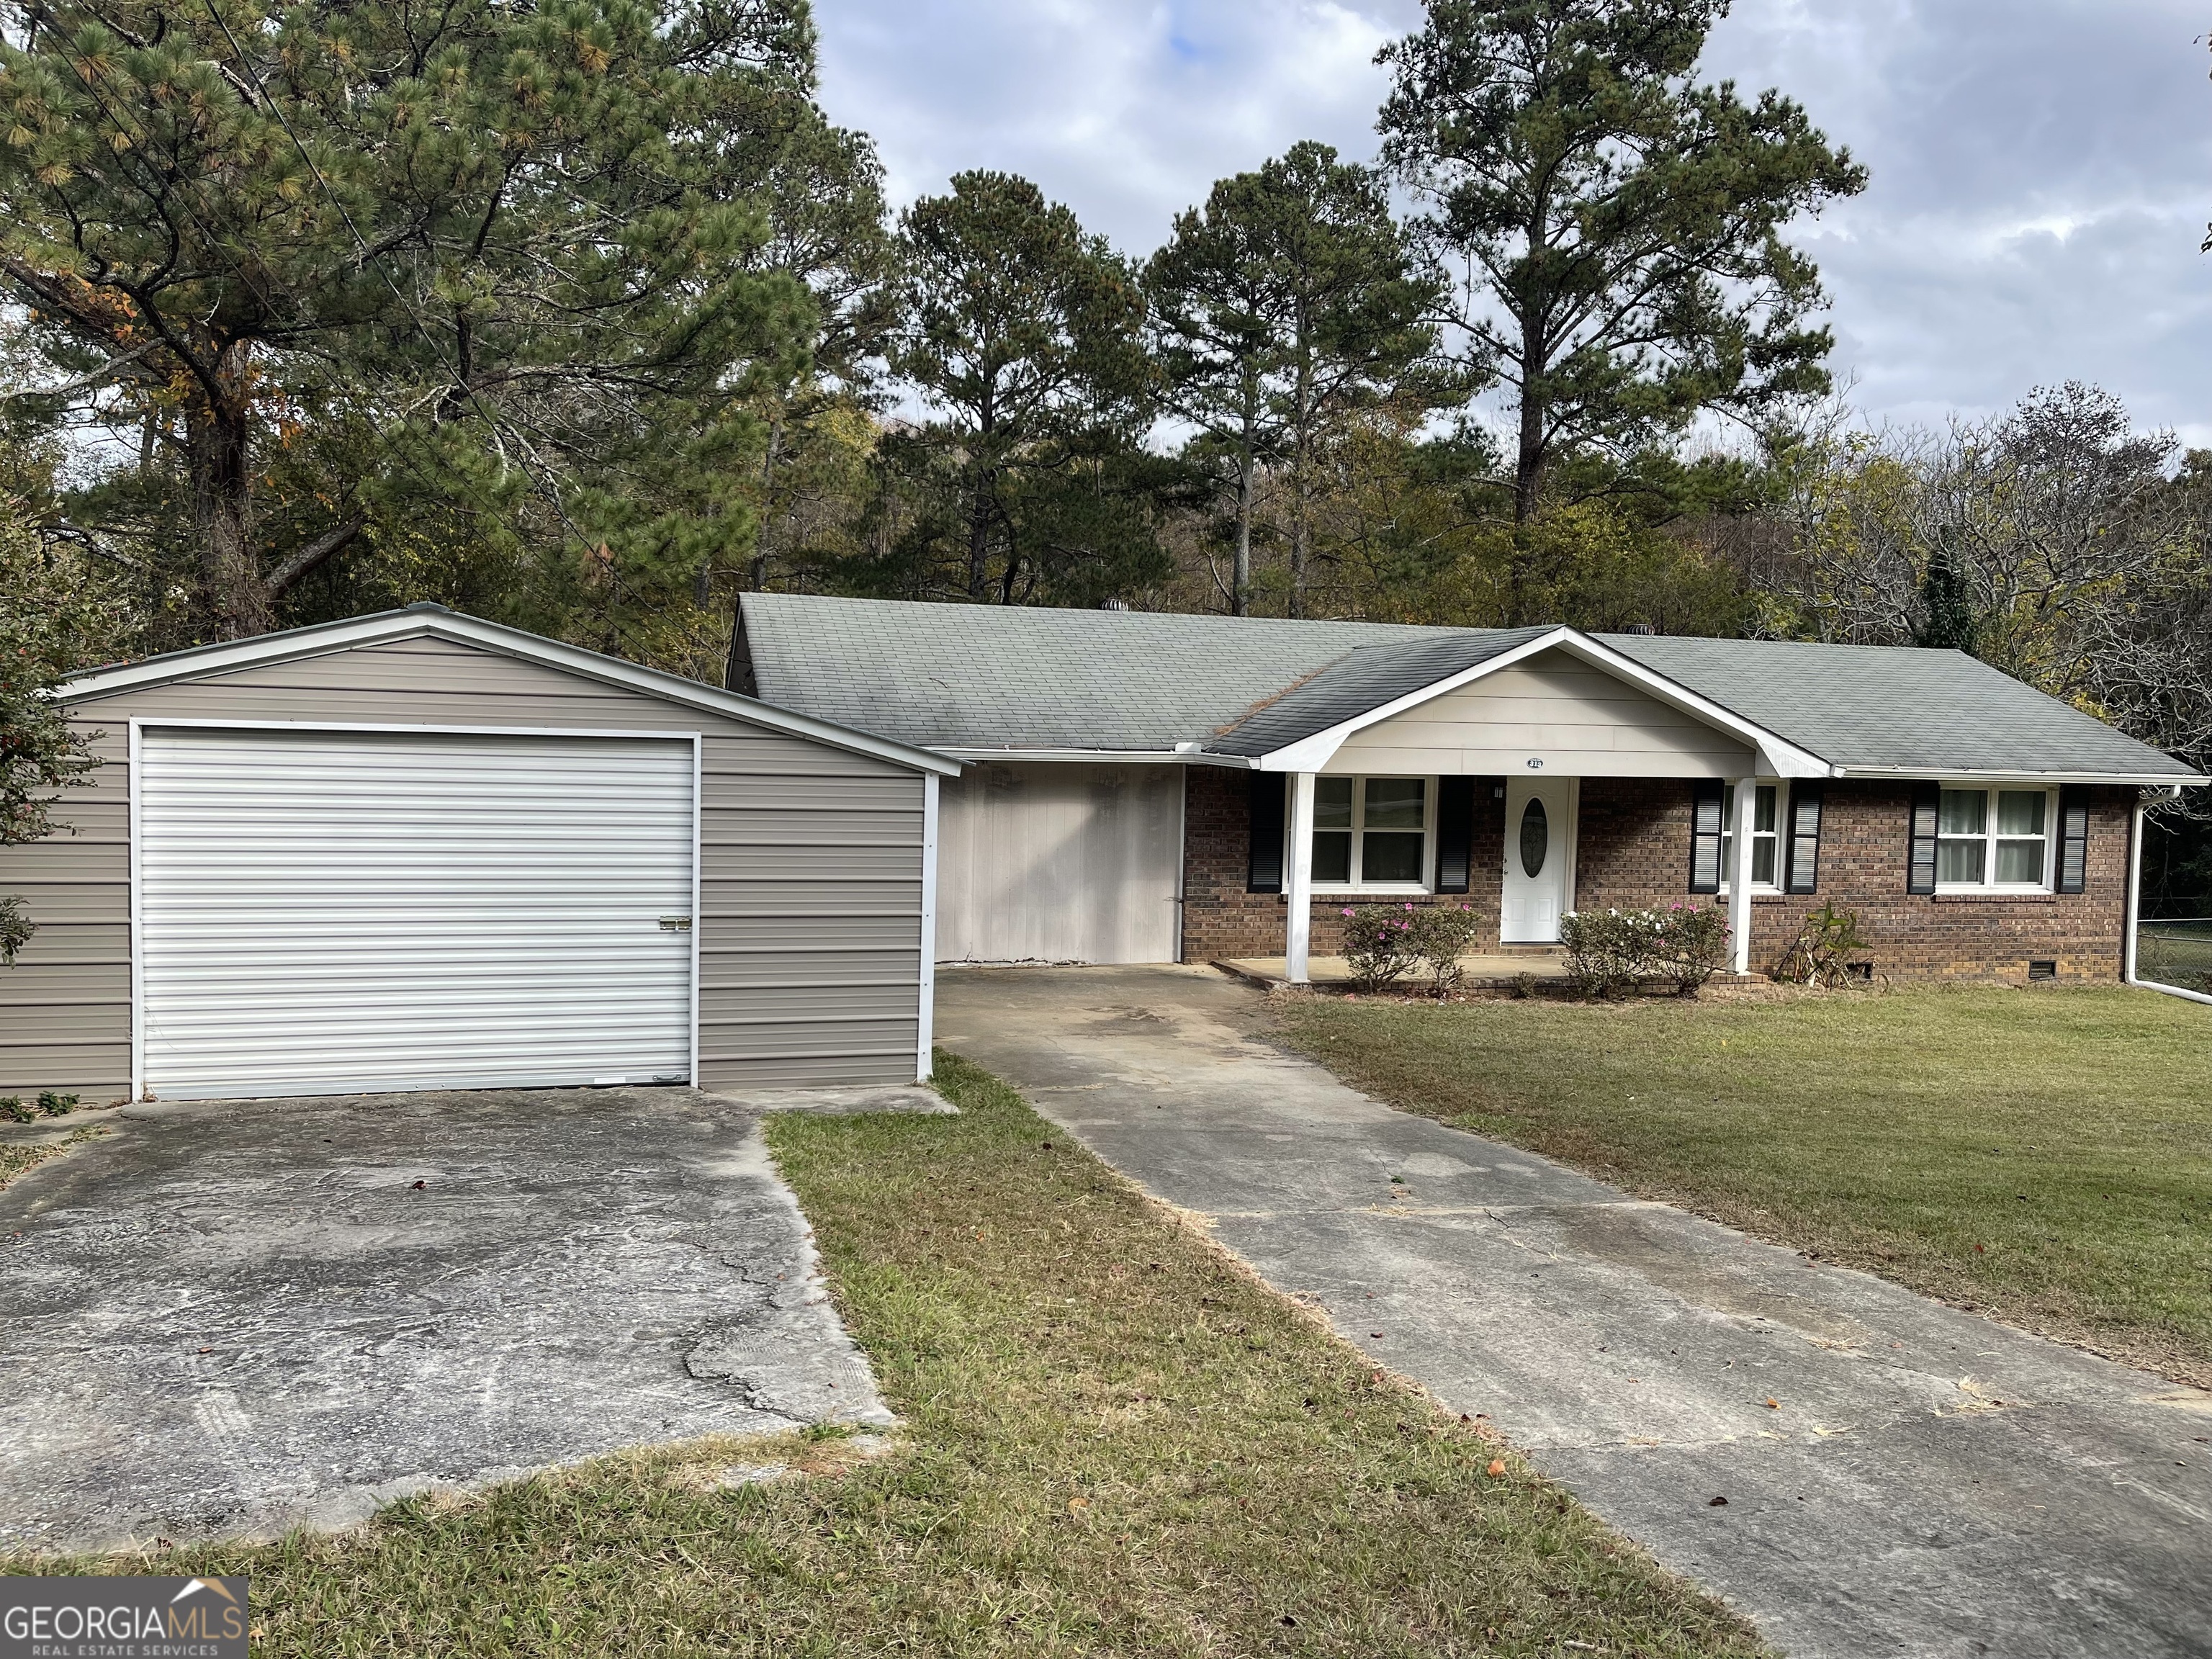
[1727, 775, 1756, 976]
[1285, 770, 1317, 984]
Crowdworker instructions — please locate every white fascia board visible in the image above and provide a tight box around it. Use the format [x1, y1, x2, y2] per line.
[1252, 626, 1833, 778]
[58, 609, 965, 778]
[941, 747, 1254, 768]
[1833, 765, 2206, 787]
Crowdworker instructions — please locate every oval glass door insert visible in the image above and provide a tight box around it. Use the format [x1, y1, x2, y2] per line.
[1519, 798, 1549, 878]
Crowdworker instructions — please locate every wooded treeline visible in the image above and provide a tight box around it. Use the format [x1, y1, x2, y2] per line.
[4, 0, 2211, 854]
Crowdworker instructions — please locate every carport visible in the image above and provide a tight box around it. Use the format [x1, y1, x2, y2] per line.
[1, 606, 961, 1101]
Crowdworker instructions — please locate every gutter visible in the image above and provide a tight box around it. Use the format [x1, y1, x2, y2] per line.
[940, 747, 1256, 768]
[1832, 766, 2207, 787]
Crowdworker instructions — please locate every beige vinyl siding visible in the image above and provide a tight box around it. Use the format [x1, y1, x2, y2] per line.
[0, 635, 926, 1097]
[1326, 648, 1757, 778]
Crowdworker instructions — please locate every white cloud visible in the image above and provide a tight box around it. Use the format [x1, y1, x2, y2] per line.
[815, 0, 2212, 436]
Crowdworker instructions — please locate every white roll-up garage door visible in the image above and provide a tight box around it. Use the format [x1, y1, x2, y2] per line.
[137, 726, 697, 1100]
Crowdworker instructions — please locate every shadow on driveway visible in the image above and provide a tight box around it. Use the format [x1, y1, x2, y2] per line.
[0, 1086, 900, 1554]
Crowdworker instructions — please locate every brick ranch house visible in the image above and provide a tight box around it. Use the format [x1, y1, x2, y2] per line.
[735, 595, 2205, 986]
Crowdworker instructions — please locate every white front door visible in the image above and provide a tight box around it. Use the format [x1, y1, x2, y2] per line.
[1501, 777, 1575, 943]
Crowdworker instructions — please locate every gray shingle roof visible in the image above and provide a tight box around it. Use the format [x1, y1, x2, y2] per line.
[737, 593, 2199, 781]
[1599, 634, 2198, 778]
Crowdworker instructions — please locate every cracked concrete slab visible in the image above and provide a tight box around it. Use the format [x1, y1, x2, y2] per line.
[0, 1084, 899, 1554]
[939, 965, 2212, 1659]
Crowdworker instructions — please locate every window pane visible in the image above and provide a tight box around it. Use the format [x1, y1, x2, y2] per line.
[1313, 830, 1352, 884]
[1995, 839, 2046, 884]
[1754, 785, 1777, 834]
[1363, 831, 1425, 883]
[1752, 837, 1776, 885]
[1997, 790, 2046, 837]
[1362, 778, 1425, 830]
[1939, 789, 1987, 835]
[1937, 838, 1986, 884]
[1314, 776, 1354, 830]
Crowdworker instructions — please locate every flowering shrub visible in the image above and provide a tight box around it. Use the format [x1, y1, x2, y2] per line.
[1406, 902, 1482, 995]
[1339, 904, 1422, 992]
[1559, 903, 1730, 999]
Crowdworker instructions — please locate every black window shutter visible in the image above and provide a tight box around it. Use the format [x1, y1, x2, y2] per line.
[1436, 777, 1475, 894]
[1246, 772, 1287, 894]
[2056, 786, 2090, 894]
[1784, 783, 1824, 895]
[1907, 782, 1941, 895]
[1688, 780, 1724, 894]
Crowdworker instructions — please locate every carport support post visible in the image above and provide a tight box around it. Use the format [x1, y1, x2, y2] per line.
[1727, 775, 1756, 976]
[1285, 770, 1316, 984]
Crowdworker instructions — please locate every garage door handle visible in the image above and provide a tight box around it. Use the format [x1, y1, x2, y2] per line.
[659, 915, 693, 932]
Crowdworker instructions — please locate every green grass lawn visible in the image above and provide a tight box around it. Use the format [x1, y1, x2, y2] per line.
[1276, 984, 2212, 1388]
[3, 1054, 1765, 1658]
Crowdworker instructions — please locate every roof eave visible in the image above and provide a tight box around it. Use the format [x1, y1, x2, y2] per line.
[55, 607, 965, 778]
[1832, 765, 2206, 787]
[1246, 626, 1834, 778]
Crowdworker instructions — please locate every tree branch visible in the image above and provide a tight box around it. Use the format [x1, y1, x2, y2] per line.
[266, 513, 367, 594]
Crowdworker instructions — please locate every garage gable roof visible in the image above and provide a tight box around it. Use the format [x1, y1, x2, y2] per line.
[57, 604, 965, 777]
[737, 593, 2202, 784]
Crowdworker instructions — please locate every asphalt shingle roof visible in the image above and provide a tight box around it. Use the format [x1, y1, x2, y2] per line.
[737, 593, 2198, 781]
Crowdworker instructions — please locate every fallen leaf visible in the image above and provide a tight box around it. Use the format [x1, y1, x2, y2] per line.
[1764, 1398, 1781, 1410]
[1485, 1458, 1507, 1478]
[1708, 1496, 1729, 1507]
[1067, 1496, 1091, 1518]
[410, 1179, 425, 1190]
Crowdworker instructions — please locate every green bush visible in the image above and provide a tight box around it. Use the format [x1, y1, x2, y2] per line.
[1338, 904, 1422, 992]
[1560, 903, 1731, 999]
[1406, 902, 1483, 995]
[36, 1090, 78, 1117]
[0, 1097, 30, 1124]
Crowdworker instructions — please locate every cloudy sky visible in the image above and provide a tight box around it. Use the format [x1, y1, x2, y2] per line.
[812, 0, 2212, 444]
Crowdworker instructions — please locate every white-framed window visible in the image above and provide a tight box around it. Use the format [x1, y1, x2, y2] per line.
[1313, 775, 1431, 891]
[1938, 786, 2055, 891]
[1719, 782, 1782, 892]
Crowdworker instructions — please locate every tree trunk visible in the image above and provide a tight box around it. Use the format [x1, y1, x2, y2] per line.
[967, 469, 994, 598]
[750, 410, 784, 592]
[1288, 366, 1314, 620]
[1514, 318, 1546, 526]
[1233, 421, 1254, 619]
[186, 344, 265, 639]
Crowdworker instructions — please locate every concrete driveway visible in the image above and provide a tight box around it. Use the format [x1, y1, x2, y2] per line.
[0, 1084, 917, 1554]
[940, 966, 2212, 1659]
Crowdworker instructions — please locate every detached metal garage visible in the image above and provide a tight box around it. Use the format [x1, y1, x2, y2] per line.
[2, 606, 960, 1101]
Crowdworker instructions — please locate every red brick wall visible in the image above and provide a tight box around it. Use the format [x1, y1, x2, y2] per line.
[1180, 767, 1503, 962]
[1574, 778, 2135, 982]
[1179, 769, 2136, 982]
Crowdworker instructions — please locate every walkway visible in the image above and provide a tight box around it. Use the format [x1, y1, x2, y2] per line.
[938, 965, 2212, 1659]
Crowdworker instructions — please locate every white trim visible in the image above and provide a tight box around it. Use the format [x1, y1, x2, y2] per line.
[120, 715, 711, 743]
[1717, 780, 1786, 896]
[689, 734, 704, 1089]
[1309, 773, 1438, 895]
[1837, 765, 2206, 786]
[1727, 773, 1756, 974]
[60, 608, 963, 778]
[1930, 781, 2059, 895]
[1256, 626, 1833, 779]
[1285, 771, 1316, 984]
[127, 720, 145, 1104]
[1173, 768, 1190, 963]
[917, 773, 940, 1083]
[2125, 796, 2144, 986]
[940, 747, 1254, 768]
[128, 717, 706, 1099]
